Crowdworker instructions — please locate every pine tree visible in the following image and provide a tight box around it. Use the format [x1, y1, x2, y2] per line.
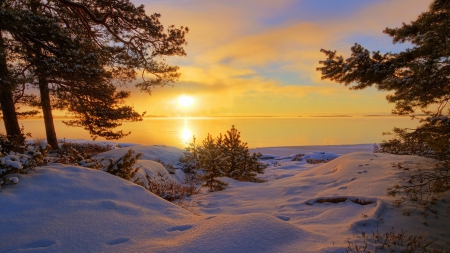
[220, 125, 246, 177]
[0, 7, 24, 141]
[0, 0, 187, 146]
[317, 0, 450, 161]
[179, 136, 200, 183]
[198, 134, 229, 192]
[237, 149, 267, 182]
[3, 6, 144, 147]
[220, 125, 267, 181]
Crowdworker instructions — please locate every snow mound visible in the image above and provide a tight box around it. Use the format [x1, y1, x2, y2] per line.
[95, 145, 187, 184]
[0, 165, 191, 253]
[133, 160, 186, 185]
[0, 164, 319, 252]
[159, 213, 320, 253]
[1, 147, 449, 252]
[96, 145, 184, 166]
[189, 152, 450, 251]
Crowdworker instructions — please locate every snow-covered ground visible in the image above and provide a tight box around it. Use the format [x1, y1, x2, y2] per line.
[1, 143, 449, 252]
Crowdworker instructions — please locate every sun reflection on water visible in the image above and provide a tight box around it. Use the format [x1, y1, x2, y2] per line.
[181, 119, 193, 145]
[181, 128, 192, 143]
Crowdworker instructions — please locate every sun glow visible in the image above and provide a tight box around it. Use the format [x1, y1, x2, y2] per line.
[181, 128, 192, 143]
[178, 95, 194, 108]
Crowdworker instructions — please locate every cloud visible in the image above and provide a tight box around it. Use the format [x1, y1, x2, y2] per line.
[133, 0, 432, 116]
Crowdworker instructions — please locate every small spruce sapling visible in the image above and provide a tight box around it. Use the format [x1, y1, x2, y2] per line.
[220, 125, 267, 181]
[220, 126, 245, 177]
[102, 150, 142, 181]
[236, 149, 267, 182]
[179, 136, 201, 183]
[198, 134, 229, 192]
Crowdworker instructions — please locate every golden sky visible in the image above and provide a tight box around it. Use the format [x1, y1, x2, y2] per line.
[127, 0, 432, 117]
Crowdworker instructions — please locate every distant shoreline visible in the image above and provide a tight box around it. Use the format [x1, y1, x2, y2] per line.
[308, 115, 352, 117]
[15, 115, 417, 120]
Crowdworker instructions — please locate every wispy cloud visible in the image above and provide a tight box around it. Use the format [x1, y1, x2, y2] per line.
[130, 0, 432, 116]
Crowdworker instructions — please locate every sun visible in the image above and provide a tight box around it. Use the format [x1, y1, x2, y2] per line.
[178, 95, 194, 107]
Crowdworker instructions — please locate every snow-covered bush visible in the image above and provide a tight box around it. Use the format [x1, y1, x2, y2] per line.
[154, 158, 176, 174]
[54, 142, 114, 166]
[291, 154, 305, 161]
[44, 141, 140, 182]
[303, 152, 339, 164]
[0, 136, 163, 196]
[0, 130, 28, 154]
[101, 149, 141, 180]
[0, 135, 48, 188]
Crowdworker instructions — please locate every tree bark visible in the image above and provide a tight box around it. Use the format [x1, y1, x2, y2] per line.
[38, 79, 59, 149]
[27, 2, 59, 150]
[0, 31, 22, 141]
[0, 90, 22, 139]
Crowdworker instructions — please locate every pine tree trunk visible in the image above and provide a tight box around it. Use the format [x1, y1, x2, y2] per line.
[38, 79, 59, 149]
[27, 0, 57, 149]
[0, 90, 22, 139]
[0, 31, 22, 141]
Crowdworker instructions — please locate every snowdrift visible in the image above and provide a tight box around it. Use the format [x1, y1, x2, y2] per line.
[1, 147, 449, 252]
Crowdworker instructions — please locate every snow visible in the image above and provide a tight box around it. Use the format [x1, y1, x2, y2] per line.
[302, 151, 340, 162]
[250, 144, 373, 156]
[8, 177, 19, 184]
[1, 143, 449, 252]
[95, 145, 184, 166]
[5, 160, 22, 169]
[132, 159, 186, 185]
[95, 145, 187, 184]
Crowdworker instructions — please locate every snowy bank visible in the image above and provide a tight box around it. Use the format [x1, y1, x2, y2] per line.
[1, 145, 449, 252]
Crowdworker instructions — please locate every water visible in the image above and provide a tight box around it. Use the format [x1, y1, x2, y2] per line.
[1, 116, 420, 148]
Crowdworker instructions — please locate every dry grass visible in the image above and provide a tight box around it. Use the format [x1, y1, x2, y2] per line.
[347, 228, 450, 253]
[135, 172, 201, 202]
[346, 215, 450, 253]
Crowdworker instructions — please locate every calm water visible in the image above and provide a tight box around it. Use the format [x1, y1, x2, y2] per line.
[1, 117, 420, 148]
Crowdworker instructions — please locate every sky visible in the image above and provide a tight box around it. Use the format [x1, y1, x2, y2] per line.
[126, 0, 432, 117]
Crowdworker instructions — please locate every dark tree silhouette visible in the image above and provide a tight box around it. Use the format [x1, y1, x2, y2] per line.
[317, 0, 450, 161]
[0, 0, 188, 147]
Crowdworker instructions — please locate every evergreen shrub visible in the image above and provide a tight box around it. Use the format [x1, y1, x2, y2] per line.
[179, 125, 268, 191]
